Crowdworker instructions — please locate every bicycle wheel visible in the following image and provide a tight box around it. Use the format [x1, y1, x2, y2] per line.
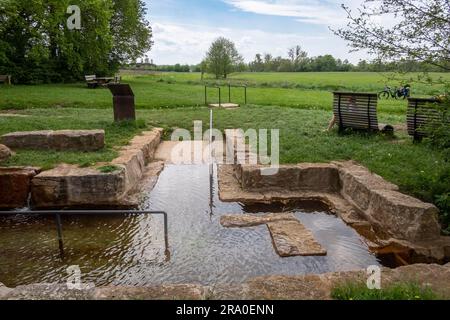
[378, 91, 390, 99]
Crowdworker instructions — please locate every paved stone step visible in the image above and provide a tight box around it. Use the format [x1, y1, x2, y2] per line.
[220, 213, 297, 228]
[267, 220, 327, 257]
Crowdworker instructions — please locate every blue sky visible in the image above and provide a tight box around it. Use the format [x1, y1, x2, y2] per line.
[144, 0, 368, 65]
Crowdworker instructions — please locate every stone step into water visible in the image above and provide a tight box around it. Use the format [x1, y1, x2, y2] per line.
[267, 220, 327, 257]
[208, 103, 239, 109]
[220, 213, 297, 228]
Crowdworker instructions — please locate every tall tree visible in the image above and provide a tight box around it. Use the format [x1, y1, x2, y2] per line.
[110, 0, 153, 68]
[288, 45, 308, 71]
[205, 37, 243, 79]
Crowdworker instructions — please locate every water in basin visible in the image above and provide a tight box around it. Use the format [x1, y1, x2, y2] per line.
[0, 164, 381, 287]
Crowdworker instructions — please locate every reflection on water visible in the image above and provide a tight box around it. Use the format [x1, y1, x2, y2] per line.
[0, 165, 380, 287]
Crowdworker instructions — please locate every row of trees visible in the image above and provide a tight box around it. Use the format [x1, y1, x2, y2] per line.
[0, 0, 152, 83]
[248, 49, 353, 72]
[189, 40, 445, 78]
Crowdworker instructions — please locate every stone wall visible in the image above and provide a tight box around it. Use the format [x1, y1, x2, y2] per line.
[333, 161, 441, 242]
[1, 130, 105, 152]
[237, 164, 340, 192]
[31, 129, 162, 208]
[1, 263, 449, 300]
[233, 161, 442, 243]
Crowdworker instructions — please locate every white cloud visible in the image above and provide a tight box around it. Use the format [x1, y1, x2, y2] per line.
[148, 21, 368, 65]
[224, 0, 352, 25]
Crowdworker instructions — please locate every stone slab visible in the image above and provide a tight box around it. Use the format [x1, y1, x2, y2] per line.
[94, 284, 206, 300]
[209, 103, 239, 109]
[0, 167, 40, 208]
[155, 140, 250, 165]
[267, 220, 327, 257]
[1, 130, 105, 151]
[220, 213, 297, 228]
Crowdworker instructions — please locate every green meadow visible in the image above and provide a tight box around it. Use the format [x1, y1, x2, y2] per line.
[0, 72, 448, 231]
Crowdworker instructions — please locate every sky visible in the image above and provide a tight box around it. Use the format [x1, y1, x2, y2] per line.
[144, 0, 370, 65]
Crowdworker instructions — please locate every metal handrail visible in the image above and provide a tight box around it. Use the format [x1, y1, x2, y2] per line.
[0, 210, 169, 260]
[204, 85, 222, 107]
[227, 84, 248, 104]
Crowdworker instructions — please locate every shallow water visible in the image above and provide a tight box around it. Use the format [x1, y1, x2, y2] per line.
[0, 165, 380, 287]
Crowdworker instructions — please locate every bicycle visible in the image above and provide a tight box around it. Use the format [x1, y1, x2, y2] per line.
[378, 85, 411, 100]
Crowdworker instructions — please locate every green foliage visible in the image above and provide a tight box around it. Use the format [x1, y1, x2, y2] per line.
[205, 38, 243, 79]
[332, 282, 441, 300]
[334, 0, 449, 73]
[110, 0, 153, 68]
[436, 193, 450, 235]
[425, 97, 450, 160]
[0, 0, 152, 84]
[422, 95, 450, 232]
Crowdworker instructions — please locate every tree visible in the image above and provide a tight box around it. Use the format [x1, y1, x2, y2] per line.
[250, 54, 264, 72]
[0, 0, 153, 83]
[288, 45, 308, 71]
[333, 0, 450, 72]
[110, 0, 153, 68]
[205, 37, 243, 79]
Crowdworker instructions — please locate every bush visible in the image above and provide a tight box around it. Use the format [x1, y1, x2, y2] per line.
[424, 95, 450, 232]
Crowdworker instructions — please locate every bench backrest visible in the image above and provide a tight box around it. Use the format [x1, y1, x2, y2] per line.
[333, 92, 379, 131]
[407, 97, 448, 140]
[0, 75, 11, 83]
[85, 75, 97, 82]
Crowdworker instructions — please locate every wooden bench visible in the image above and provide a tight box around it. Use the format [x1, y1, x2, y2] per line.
[407, 97, 449, 141]
[85, 75, 99, 89]
[333, 92, 379, 132]
[0, 75, 11, 85]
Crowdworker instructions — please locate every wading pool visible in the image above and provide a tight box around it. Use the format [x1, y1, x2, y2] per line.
[0, 165, 381, 287]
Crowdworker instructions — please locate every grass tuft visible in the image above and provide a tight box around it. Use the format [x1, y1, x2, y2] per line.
[331, 282, 441, 300]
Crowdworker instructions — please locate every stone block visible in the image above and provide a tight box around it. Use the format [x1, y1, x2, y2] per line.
[0, 167, 40, 208]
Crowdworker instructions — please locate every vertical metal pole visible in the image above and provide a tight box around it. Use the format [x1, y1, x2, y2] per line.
[209, 108, 214, 216]
[205, 86, 207, 106]
[55, 213, 65, 258]
[228, 84, 231, 103]
[163, 212, 170, 261]
[218, 87, 221, 107]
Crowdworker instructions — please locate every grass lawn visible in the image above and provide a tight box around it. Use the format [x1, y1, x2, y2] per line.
[2, 72, 445, 114]
[0, 72, 448, 230]
[0, 110, 147, 170]
[331, 282, 441, 300]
